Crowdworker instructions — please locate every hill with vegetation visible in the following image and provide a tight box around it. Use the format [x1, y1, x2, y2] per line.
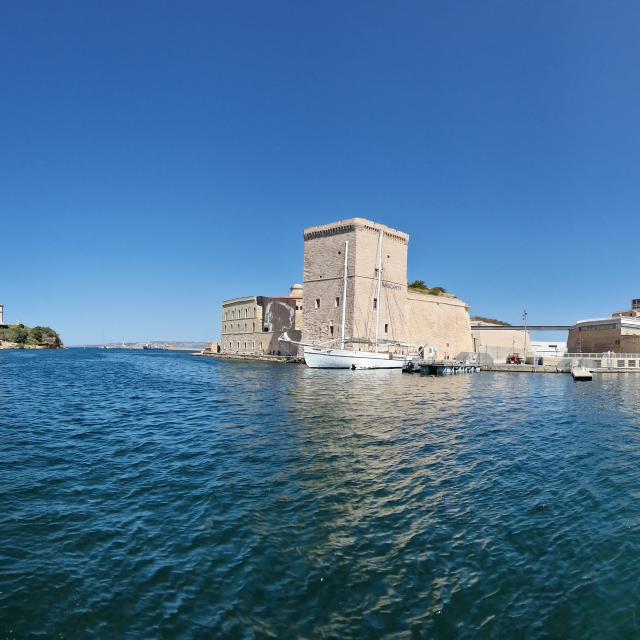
[471, 316, 512, 326]
[407, 280, 451, 297]
[0, 324, 63, 349]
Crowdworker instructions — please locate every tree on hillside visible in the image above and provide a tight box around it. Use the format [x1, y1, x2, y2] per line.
[408, 280, 448, 296]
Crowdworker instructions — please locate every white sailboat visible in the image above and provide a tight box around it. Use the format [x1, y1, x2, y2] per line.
[296, 229, 408, 369]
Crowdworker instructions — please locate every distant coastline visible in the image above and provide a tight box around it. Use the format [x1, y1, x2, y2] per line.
[76, 341, 209, 351]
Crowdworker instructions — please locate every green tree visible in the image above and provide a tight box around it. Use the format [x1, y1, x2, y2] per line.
[408, 279, 429, 291]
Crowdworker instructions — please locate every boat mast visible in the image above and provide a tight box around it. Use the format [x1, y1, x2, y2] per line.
[374, 228, 383, 353]
[340, 240, 349, 349]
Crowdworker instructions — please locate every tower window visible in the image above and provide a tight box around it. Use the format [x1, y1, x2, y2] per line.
[315, 298, 320, 309]
[335, 297, 340, 307]
[384, 323, 388, 333]
[330, 325, 334, 336]
[373, 298, 377, 309]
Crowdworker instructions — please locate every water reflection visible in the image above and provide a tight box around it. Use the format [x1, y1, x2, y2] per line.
[4, 351, 640, 638]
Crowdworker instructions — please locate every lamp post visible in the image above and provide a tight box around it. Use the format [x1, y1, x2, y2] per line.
[523, 309, 528, 361]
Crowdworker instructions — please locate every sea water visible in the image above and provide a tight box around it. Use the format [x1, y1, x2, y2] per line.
[2, 349, 640, 638]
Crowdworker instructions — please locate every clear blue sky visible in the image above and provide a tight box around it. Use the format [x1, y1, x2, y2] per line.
[2, 1, 639, 345]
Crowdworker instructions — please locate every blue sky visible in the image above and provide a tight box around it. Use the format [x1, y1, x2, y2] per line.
[2, 1, 639, 345]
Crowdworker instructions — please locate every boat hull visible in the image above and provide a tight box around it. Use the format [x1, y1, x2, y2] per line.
[304, 346, 406, 369]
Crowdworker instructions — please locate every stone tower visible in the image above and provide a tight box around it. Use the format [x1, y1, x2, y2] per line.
[302, 218, 410, 349]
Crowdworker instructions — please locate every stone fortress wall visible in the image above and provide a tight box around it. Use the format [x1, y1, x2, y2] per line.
[302, 218, 474, 357]
[302, 218, 410, 348]
[218, 216, 505, 360]
[407, 290, 473, 359]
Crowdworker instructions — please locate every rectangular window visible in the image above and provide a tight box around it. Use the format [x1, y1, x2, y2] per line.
[594, 360, 602, 368]
[384, 323, 388, 333]
[330, 325, 334, 336]
[315, 298, 320, 309]
[335, 297, 340, 307]
[373, 298, 377, 309]
[628, 360, 636, 367]
[618, 360, 625, 368]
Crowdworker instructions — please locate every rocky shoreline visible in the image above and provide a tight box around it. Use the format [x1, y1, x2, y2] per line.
[0, 341, 63, 350]
[0, 324, 63, 350]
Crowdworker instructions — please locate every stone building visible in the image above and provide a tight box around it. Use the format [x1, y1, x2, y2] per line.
[302, 218, 473, 357]
[568, 299, 640, 353]
[220, 285, 303, 356]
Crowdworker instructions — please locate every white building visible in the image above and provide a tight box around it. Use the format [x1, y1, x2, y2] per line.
[530, 340, 567, 358]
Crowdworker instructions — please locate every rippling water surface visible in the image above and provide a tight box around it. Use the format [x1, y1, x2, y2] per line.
[2, 349, 640, 638]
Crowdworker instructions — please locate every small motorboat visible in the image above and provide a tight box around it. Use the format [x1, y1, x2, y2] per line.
[571, 365, 593, 381]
